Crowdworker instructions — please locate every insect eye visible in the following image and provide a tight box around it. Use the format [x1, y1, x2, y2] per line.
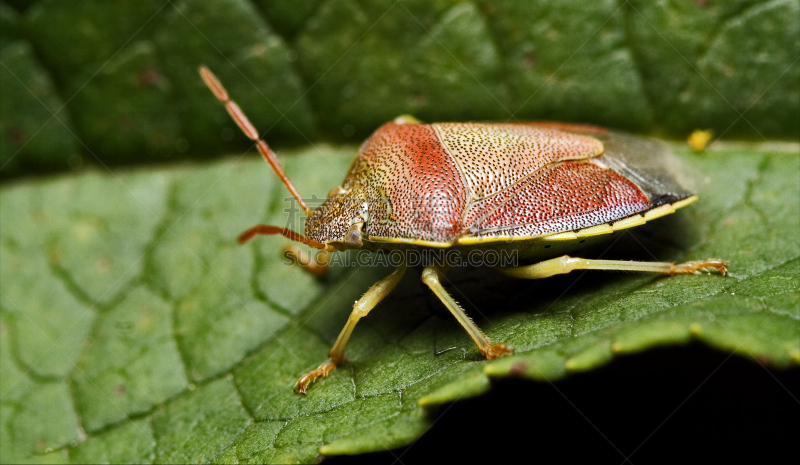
[344, 222, 364, 247]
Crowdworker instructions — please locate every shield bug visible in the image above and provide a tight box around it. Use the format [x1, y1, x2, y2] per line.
[199, 66, 727, 394]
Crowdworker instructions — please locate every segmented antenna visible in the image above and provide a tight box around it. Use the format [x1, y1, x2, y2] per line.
[238, 225, 326, 249]
[199, 66, 311, 215]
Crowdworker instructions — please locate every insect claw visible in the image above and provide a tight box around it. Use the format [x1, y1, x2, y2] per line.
[483, 342, 514, 359]
[295, 360, 337, 394]
[673, 259, 727, 276]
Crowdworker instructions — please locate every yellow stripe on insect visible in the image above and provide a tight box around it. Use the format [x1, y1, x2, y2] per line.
[545, 196, 699, 242]
[644, 203, 675, 221]
[456, 235, 515, 245]
[671, 195, 699, 211]
[543, 231, 578, 241]
[576, 223, 614, 238]
[611, 214, 646, 231]
[368, 236, 452, 248]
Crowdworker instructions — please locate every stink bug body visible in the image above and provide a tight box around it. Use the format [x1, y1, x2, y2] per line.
[200, 67, 727, 394]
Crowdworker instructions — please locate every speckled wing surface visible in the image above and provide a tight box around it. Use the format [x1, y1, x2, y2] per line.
[453, 126, 695, 240]
[349, 121, 694, 245]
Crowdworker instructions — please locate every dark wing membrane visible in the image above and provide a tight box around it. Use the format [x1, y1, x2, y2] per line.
[593, 132, 694, 207]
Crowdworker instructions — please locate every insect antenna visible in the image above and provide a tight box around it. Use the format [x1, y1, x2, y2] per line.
[238, 224, 327, 250]
[200, 66, 329, 251]
[199, 66, 311, 215]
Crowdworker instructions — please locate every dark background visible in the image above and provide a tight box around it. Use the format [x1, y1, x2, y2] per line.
[330, 343, 800, 464]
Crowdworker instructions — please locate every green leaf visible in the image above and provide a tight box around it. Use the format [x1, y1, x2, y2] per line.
[0, 39, 81, 175]
[2, 0, 798, 177]
[1, 141, 797, 463]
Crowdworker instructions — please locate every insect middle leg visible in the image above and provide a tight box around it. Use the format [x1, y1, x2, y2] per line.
[296, 263, 407, 394]
[497, 255, 727, 279]
[421, 266, 513, 359]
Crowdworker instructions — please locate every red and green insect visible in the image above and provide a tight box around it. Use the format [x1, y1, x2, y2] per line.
[200, 66, 727, 394]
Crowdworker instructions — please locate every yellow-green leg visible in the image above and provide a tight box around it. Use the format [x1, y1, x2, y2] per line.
[296, 264, 407, 394]
[498, 255, 727, 280]
[421, 266, 513, 359]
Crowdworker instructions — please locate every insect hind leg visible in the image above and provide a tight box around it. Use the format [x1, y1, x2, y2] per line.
[497, 255, 727, 279]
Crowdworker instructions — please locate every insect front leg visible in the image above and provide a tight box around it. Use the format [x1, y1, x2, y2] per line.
[421, 266, 513, 359]
[497, 255, 727, 279]
[296, 263, 407, 394]
[283, 245, 330, 278]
